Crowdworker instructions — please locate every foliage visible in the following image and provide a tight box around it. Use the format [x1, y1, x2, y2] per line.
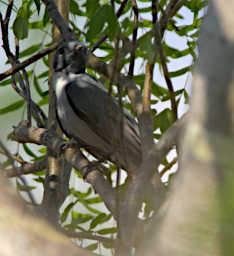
[0, 0, 207, 254]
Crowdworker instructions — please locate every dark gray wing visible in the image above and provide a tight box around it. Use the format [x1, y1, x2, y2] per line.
[66, 74, 141, 168]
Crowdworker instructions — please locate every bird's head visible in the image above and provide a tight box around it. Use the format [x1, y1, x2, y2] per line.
[53, 41, 87, 74]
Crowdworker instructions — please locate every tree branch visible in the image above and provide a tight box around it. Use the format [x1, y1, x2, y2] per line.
[4, 157, 47, 178]
[11, 121, 117, 216]
[119, 113, 188, 246]
[0, 7, 47, 127]
[41, 0, 76, 41]
[0, 43, 59, 81]
[128, 0, 138, 77]
[154, 20, 178, 120]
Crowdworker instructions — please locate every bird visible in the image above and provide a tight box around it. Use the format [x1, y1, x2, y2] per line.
[52, 41, 141, 172]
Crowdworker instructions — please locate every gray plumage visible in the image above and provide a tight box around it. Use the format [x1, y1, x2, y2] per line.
[52, 41, 141, 171]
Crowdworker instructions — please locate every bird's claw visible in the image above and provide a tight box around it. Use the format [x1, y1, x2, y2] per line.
[82, 159, 105, 180]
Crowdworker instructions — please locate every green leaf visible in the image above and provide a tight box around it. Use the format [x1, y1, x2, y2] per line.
[43, 9, 50, 26]
[13, 17, 28, 39]
[60, 201, 76, 223]
[97, 227, 117, 235]
[86, 5, 117, 41]
[102, 242, 113, 249]
[38, 70, 49, 79]
[163, 43, 190, 59]
[42, 56, 49, 67]
[85, 243, 98, 251]
[34, 170, 46, 176]
[19, 44, 41, 59]
[151, 83, 168, 98]
[70, 0, 83, 16]
[85, 196, 103, 204]
[71, 212, 93, 224]
[79, 199, 103, 215]
[154, 108, 173, 133]
[0, 100, 24, 115]
[18, 1, 31, 19]
[0, 79, 12, 87]
[184, 89, 190, 104]
[70, 187, 92, 199]
[28, 21, 44, 29]
[34, 76, 48, 97]
[23, 144, 38, 159]
[169, 66, 191, 78]
[106, 6, 118, 40]
[33, 0, 41, 14]
[134, 74, 168, 98]
[138, 32, 155, 62]
[37, 95, 49, 106]
[85, 0, 99, 17]
[161, 89, 184, 102]
[16, 180, 36, 192]
[90, 213, 112, 230]
[138, 7, 152, 13]
[38, 147, 47, 154]
[33, 176, 45, 184]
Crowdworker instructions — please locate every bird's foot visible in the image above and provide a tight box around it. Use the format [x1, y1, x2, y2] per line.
[82, 158, 106, 180]
[61, 138, 80, 153]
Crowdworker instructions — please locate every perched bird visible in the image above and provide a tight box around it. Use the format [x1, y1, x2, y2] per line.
[52, 41, 141, 171]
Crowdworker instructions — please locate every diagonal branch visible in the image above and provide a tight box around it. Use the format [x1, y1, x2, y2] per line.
[0, 43, 59, 81]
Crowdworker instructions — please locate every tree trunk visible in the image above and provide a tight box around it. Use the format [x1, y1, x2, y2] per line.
[138, 1, 234, 255]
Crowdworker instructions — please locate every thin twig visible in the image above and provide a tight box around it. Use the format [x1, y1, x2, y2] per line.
[159, 0, 180, 33]
[154, 22, 178, 120]
[22, 68, 32, 126]
[110, 0, 115, 10]
[11, 77, 47, 127]
[128, 0, 138, 77]
[0, 140, 37, 205]
[18, 176, 37, 205]
[171, 0, 186, 18]
[159, 156, 178, 177]
[0, 4, 48, 127]
[0, 42, 59, 81]
[0, 148, 26, 165]
[4, 0, 14, 25]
